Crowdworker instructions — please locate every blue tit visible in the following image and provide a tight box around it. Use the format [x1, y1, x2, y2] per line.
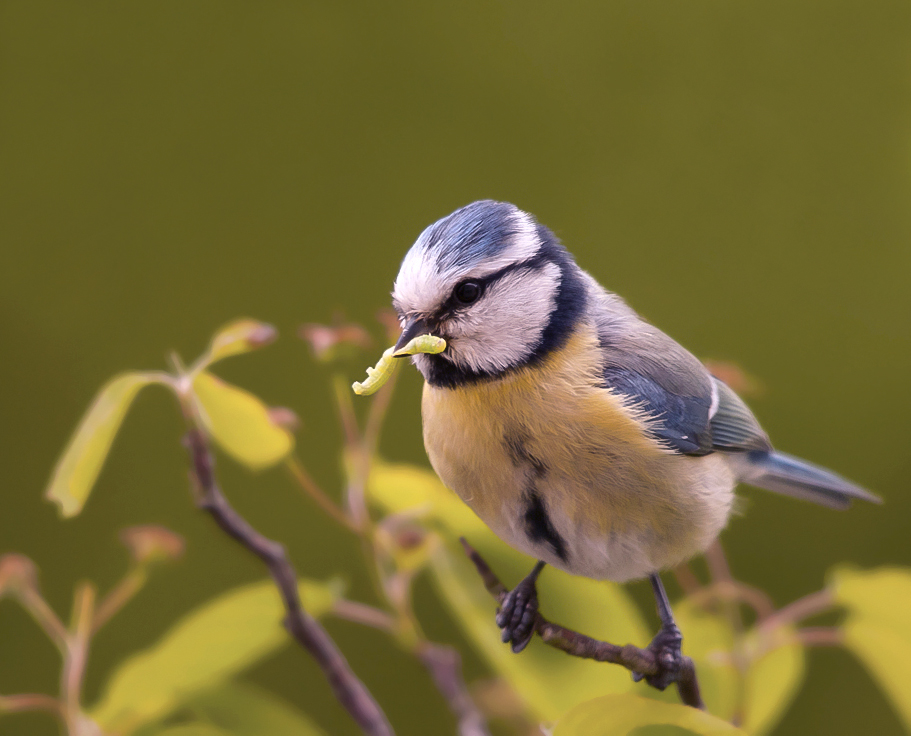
[390, 199, 880, 689]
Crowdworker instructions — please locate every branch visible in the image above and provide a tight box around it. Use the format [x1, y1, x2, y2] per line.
[0, 693, 65, 720]
[183, 427, 394, 736]
[416, 642, 491, 736]
[459, 538, 705, 711]
[758, 589, 834, 635]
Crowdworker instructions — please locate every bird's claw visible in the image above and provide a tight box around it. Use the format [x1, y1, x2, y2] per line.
[632, 623, 683, 690]
[496, 576, 540, 653]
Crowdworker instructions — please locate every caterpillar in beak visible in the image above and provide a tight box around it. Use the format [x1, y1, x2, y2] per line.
[352, 334, 447, 396]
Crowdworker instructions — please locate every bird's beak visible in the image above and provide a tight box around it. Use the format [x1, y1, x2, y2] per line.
[394, 317, 434, 354]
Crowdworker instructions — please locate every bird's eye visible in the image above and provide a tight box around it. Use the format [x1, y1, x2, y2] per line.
[454, 280, 482, 305]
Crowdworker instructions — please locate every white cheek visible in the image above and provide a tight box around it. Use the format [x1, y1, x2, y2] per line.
[448, 262, 561, 373]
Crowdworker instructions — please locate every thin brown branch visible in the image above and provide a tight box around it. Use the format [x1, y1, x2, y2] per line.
[0, 693, 65, 720]
[686, 580, 776, 621]
[459, 538, 705, 711]
[5, 576, 69, 652]
[416, 642, 491, 736]
[758, 589, 835, 635]
[183, 426, 394, 736]
[796, 626, 844, 648]
[332, 600, 397, 632]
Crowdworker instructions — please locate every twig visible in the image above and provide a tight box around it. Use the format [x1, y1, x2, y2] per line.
[416, 642, 491, 736]
[758, 589, 835, 635]
[91, 569, 146, 634]
[686, 581, 776, 621]
[183, 426, 394, 736]
[285, 455, 359, 532]
[460, 539, 705, 711]
[332, 600, 397, 632]
[14, 587, 69, 653]
[0, 693, 65, 720]
[796, 626, 843, 648]
[61, 582, 95, 733]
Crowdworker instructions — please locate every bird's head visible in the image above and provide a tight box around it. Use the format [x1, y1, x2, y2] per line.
[392, 200, 586, 388]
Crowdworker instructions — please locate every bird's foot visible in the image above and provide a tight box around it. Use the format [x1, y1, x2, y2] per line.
[632, 623, 683, 691]
[496, 574, 540, 653]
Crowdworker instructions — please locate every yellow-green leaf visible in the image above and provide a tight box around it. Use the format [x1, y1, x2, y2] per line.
[830, 566, 911, 633]
[90, 578, 335, 733]
[192, 371, 293, 470]
[843, 616, 911, 730]
[46, 372, 161, 517]
[668, 601, 738, 721]
[554, 693, 747, 736]
[189, 681, 327, 735]
[829, 566, 911, 729]
[202, 319, 277, 366]
[742, 635, 805, 735]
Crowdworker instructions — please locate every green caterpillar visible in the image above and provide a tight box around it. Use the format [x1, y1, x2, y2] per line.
[352, 335, 447, 396]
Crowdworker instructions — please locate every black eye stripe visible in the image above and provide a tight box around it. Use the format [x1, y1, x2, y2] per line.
[434, 252, 553, 319]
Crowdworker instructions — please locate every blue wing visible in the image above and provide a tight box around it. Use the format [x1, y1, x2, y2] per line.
[601, 366, 771, 457]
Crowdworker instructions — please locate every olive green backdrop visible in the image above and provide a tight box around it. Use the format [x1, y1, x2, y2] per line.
[2, 1, 910, 734]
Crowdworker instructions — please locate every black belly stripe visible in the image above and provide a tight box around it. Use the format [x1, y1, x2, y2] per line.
[523, 490, 568, 562]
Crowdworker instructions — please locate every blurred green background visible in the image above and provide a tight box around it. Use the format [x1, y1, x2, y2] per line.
[2, 1, 910, 734]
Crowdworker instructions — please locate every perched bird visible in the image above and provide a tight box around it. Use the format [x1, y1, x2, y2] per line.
[390, 200, 879, 689]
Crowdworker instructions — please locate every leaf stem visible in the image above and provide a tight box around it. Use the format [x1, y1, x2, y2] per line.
[16, 587, 69, 654]
[91, 568, 148, 634]
[61, 582, 95, 733]
[796, 626, 843, 648]
[285, 456, 359, 532]
[758, 589, 835, 635]
[332, 599, 397, 632]
[0, 693, 65, 720]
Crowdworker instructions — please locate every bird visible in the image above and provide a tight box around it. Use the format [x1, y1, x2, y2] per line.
[389, 199, 880, 690]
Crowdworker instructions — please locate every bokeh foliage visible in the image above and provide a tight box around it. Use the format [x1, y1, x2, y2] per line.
[4, 320, 910, 735]
[2, 1, 910, 734]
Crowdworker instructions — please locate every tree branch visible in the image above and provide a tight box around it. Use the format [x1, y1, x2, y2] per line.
[459, 538, 705, 711]
[416, 642, 491, 736]
[183, 427, 394, 736]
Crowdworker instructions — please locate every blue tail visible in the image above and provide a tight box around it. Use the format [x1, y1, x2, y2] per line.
[738, 451, 881, 510]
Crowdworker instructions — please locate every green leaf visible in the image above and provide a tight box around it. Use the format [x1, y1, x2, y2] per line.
[368, 459, 649, 721]
[192, 371, 294, 470]
[554, 693, 747, 735]
[367, 459, 480, 535]
[90, 578, 336, 733]
[830, 565, 911, 730]
[189, 681, 327, 735]
[202, 319, 278, 367]
[741, 635, 805, 735]
[831, 565, 911, 633]
[843, 616, 911, 730]
[668, 602, 738, 721]
[46, 372, 161, 517]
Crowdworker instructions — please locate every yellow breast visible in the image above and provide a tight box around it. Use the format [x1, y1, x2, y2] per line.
[420, 323, 736, 581]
